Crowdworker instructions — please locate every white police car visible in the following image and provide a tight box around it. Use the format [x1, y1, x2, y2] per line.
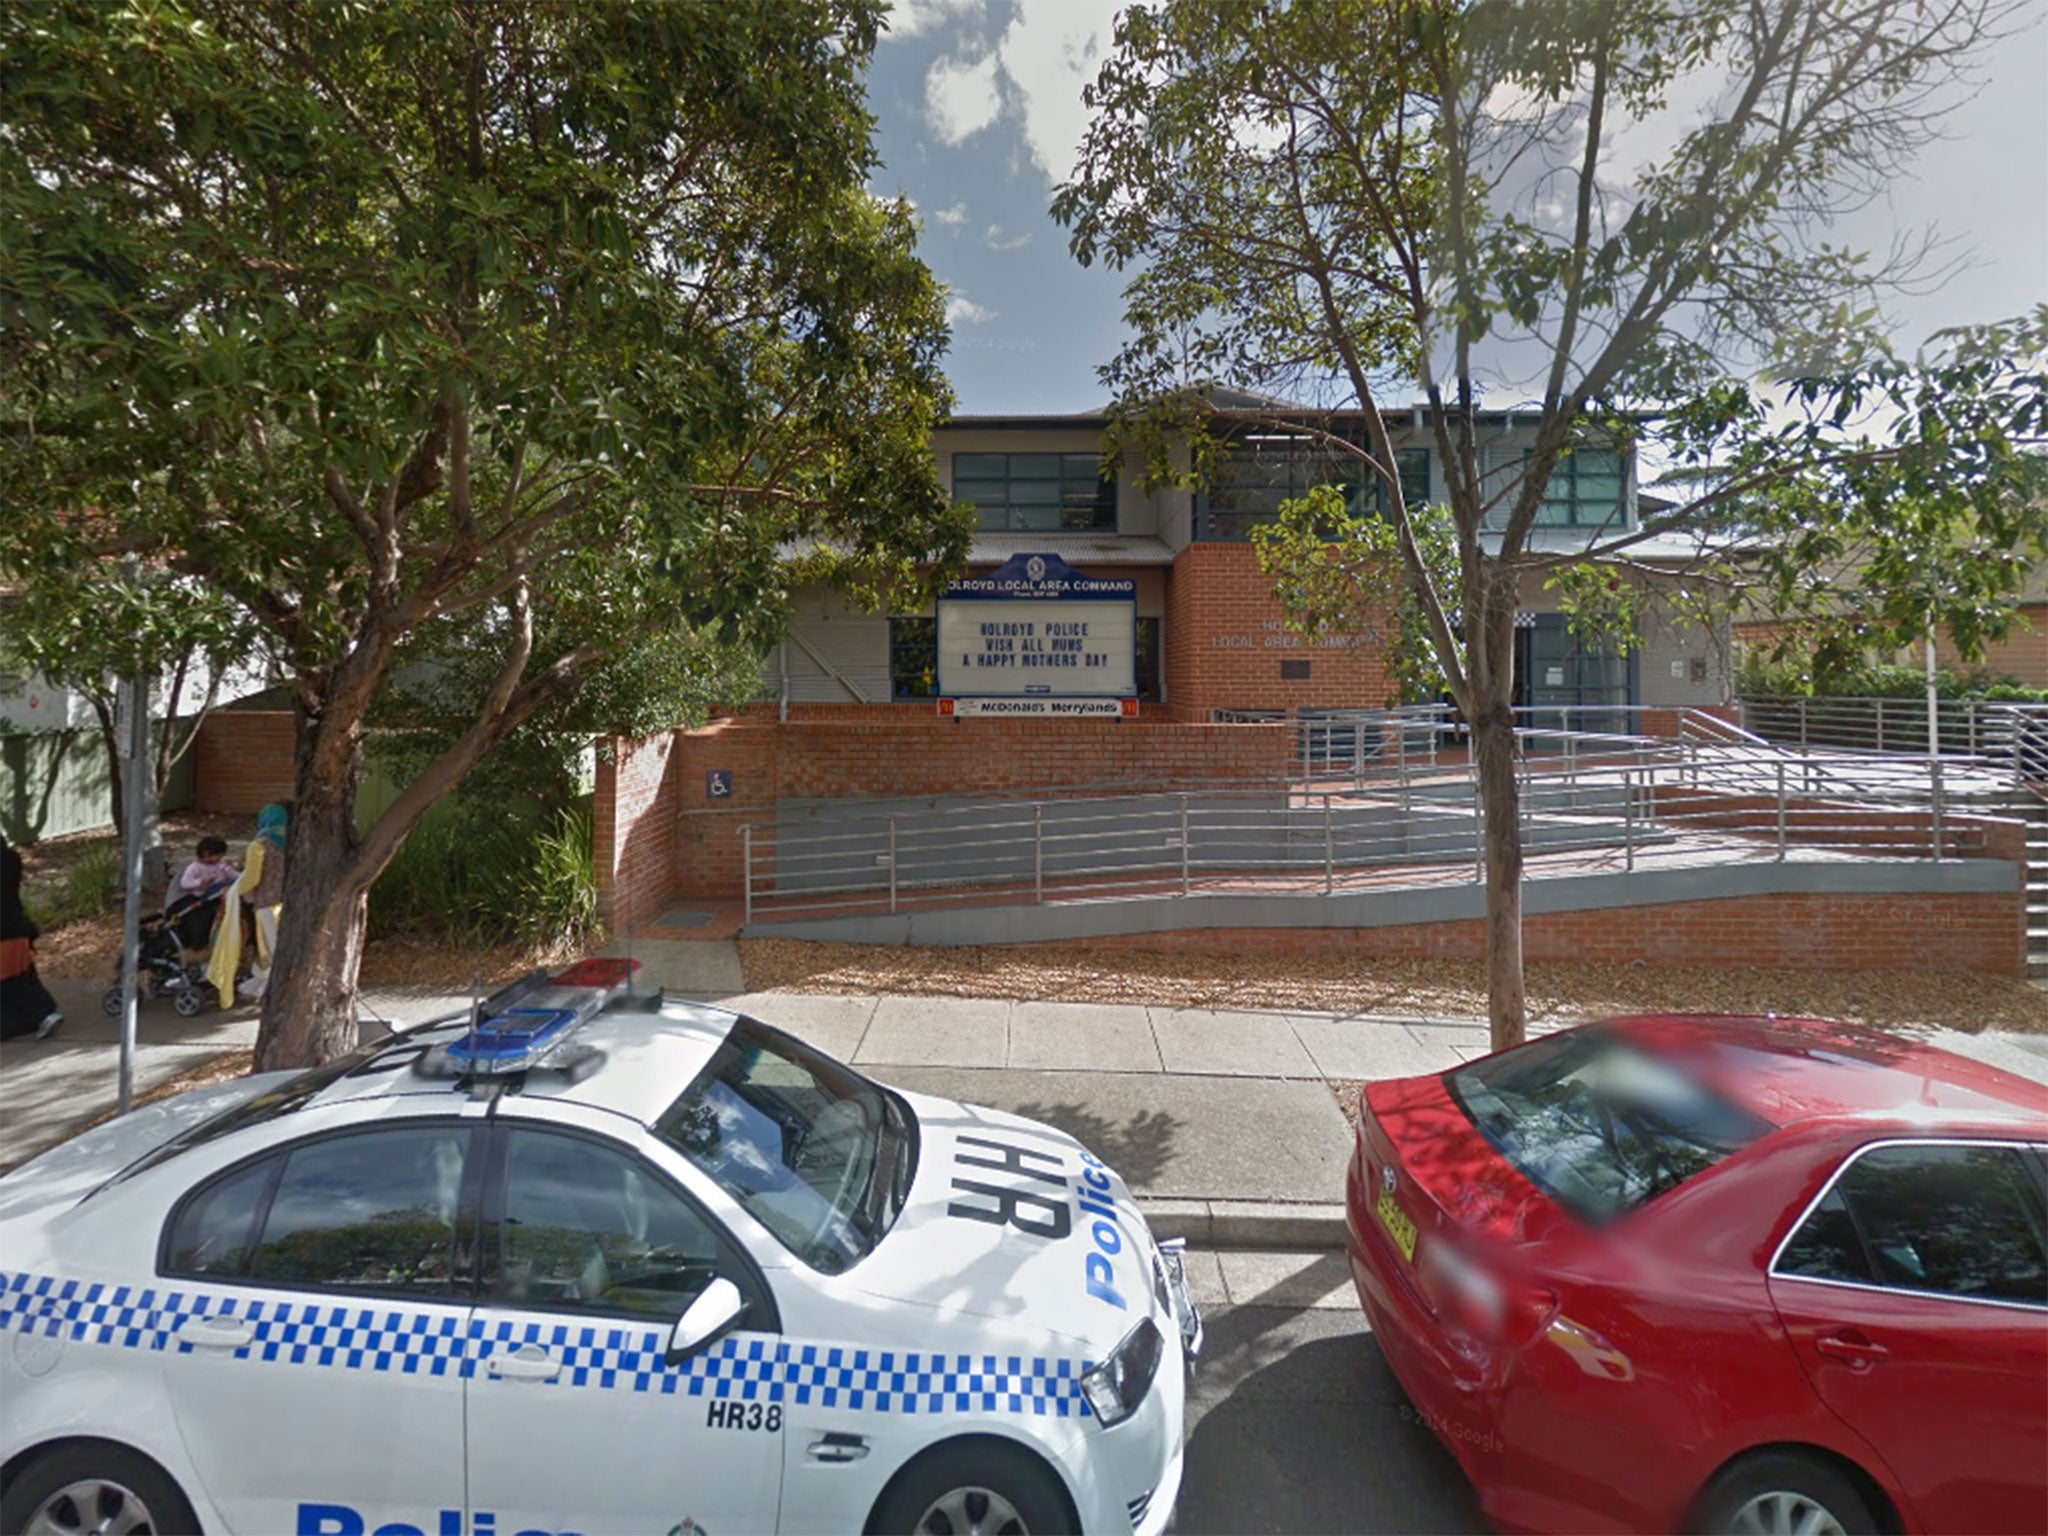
[0, 960, 1199, 1536]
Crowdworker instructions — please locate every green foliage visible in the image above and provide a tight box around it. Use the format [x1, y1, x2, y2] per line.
[369, 799, 599, 955]
[1056, 0, 2035, 712]
[0, 573, 254, 704]
[0, 0, 968, 1057]
[1736, 648, 2048, 703]
[0, 0, 965, 840]
[516, 808, 601, 954]
[1251, 485, 1461, 705]
[1054, 0, 2032, 1039]
[1545, 565, 1644, 658]
[0, 569, 262, 829]
[378, 618, 763, 812]
[1682, 311, 2048, 663]
[27, 842, 123, 930]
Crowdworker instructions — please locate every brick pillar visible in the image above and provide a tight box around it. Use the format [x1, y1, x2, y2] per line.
[592, 733, 678, 935]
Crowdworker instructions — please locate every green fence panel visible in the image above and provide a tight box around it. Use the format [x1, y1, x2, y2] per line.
[2, 720, 206, 844]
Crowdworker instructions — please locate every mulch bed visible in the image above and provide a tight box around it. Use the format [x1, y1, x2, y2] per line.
[739, 938, 2048, 1036]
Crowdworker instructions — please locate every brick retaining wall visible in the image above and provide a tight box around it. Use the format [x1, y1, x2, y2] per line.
[1055, 889, 2023, 976]
[1649, 785, 2024, 862]
[653, 715, 1298, 905]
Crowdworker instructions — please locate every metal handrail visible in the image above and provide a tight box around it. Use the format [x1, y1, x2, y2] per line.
[1739, 694, 2048, 774]
[740, 741, 2015, 923]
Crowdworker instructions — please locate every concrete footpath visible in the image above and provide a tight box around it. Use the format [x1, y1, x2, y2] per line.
[6, 938, 2047, 1251]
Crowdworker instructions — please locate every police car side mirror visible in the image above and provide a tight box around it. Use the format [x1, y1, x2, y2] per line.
[665, 1277, 748, 1366]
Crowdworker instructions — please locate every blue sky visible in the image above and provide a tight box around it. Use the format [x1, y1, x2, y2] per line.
[867, 0, 2048, 417]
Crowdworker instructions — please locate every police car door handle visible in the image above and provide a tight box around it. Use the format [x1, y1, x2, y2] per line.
[179, 1316, 254, 1350]
[807, 1433, 869, 1463]
[487, 1344, 561, 1382]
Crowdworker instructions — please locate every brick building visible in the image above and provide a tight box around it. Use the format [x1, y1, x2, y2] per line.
[766, 398, 1733, 727]
[643, 398, 1745, 939]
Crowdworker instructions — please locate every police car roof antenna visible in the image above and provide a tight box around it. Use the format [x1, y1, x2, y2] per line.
[466, 967, 482, 1048]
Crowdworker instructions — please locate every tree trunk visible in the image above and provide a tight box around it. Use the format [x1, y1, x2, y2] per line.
[90, 695, 125, 841]
[1472, 696, 1527, 1053]
[253, 704, 371, 1070]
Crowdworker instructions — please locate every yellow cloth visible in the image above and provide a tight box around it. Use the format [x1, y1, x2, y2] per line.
[205, 842, 279, 998]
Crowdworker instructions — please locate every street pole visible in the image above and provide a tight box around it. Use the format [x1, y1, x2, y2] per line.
[117, 666, 148, 1115]
[1925, 618, 1940, 760]
[1925, 622, 1943, 860]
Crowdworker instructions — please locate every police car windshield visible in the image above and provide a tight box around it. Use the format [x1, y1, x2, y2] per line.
[653, 1018, 913, 1274]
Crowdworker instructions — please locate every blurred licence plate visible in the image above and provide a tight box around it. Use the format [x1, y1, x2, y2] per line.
[1376, 1189, 1418, 1263]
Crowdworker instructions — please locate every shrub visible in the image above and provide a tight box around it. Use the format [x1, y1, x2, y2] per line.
[515, 807, 600, 954]
[368, 797, 599, 955]
[47, 843, 121, 927]
[1737, 649, 2047, 703]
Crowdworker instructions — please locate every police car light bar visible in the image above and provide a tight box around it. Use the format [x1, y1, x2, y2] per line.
[415, 956, 642, 1080]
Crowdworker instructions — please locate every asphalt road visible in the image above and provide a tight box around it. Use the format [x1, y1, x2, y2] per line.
[1177, 1273, 1486, 1535]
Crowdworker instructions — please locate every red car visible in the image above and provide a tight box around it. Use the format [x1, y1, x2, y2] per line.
[1346, 1013, 2048, 1536]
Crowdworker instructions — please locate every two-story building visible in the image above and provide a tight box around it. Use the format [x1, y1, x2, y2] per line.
[763, 397, 1731, 729]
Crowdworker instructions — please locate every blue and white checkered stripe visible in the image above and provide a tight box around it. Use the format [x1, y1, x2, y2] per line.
[0, 1270, 1092, 1418]
[785, 1343, 1082, 1417]
[471, 1316, 772, 1398]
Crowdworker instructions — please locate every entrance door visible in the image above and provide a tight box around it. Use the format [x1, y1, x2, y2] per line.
[465, 1122, 787, 1536]
[1515, 614, 1635, 733]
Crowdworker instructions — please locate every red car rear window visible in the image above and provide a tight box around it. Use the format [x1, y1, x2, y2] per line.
[1448, 1027, 1770, 1225]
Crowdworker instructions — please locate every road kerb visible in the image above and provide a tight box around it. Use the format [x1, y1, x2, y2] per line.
[1138, 1197, 1347, 1252]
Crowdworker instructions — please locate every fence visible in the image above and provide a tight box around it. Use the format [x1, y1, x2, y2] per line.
[1215, 703, 1733, 785]
[1739, 695, 2048, 779]
[0, 721, 199, 843]
[741, 735, 2007, 923]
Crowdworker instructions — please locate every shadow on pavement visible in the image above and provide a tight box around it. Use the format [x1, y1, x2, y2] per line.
[1007, 1100, 1181, 1189]
[1180, 1307, 1485, 1536]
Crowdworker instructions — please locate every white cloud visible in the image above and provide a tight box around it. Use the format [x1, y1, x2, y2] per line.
[925, 52, 1003, 146]
[985, 223, 1032, 251]
[996, 1, 1119, 181]
[933, 201, 970, 227]
[886, 0, 983, 41]
[945, 294, 995, 325]
[915, 0, 1119, 182]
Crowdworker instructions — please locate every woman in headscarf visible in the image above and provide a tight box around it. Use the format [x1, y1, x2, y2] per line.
[206, 802, 288, 1006]
[1, 837, 63, 1040]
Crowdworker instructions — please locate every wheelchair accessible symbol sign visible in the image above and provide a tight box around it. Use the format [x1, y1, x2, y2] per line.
[706, 770, 732, 800]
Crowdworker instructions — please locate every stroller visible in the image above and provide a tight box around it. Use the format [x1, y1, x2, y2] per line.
[100, 884, 231, 1019]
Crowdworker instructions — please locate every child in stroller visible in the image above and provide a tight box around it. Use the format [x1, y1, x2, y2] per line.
[100, 837, 239, 1018]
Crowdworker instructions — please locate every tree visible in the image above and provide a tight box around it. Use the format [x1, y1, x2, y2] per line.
[1055, 0, 2037, 1049]
[0, 566, 259, 846]
[0, 0, 970, 1068]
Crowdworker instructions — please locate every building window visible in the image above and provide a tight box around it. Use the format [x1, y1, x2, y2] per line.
[952, 453, 1116, 532]
[889, 617, 937, 699]
[1199, 437, 1428, 540]
[1135, 617, 1162, 702]
[1531, 447, 1627, 527]
[1376, 448, 1432, 516]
